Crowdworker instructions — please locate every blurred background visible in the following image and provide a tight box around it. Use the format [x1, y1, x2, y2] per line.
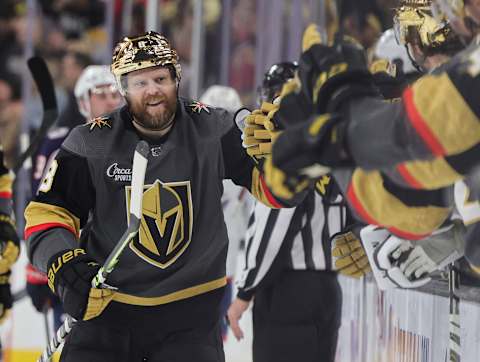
[0, 0, 397, 146]
[4, 1, 480, 361]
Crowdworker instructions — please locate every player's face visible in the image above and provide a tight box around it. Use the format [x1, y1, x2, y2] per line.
[125, 66, 177, 130]
[88, 85, 123, 118]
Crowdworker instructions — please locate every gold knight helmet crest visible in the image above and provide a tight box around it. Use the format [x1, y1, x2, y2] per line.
[126, 180, 193, 269]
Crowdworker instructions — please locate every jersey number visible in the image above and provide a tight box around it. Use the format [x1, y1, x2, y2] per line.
[39, 160, 58, 193]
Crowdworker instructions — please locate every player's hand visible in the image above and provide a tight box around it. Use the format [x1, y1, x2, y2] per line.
[331, 229, 371, 278]
[0, 213, 20, 274]
[47, 248, 115, 321]
[227, 297, 251, 341]
[0, 271, 12, 324]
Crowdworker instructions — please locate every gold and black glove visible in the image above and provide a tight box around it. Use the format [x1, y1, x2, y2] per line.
[47, 248, 115, 321]
[276, 24, 378, 129]
[0, 213, 20, 274]
[331, 229, 371, 278]
[264, 112, 348, 200]
[0, 271, 12, 324]
[242, 102, 281, 162]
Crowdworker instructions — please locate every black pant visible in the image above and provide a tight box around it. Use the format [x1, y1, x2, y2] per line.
[60, 289, 225, 362]
[252, 270, 342, 362]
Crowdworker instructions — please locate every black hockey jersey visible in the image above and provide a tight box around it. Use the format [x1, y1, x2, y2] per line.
[25, 99, 292, 306]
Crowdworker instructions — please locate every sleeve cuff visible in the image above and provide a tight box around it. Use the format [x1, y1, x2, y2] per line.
[237, 289, 254, 301]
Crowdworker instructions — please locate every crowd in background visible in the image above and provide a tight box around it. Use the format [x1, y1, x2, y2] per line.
[0, 0, 401, 167]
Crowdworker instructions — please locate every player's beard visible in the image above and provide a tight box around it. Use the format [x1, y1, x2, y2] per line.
[128, 94, 177, 131]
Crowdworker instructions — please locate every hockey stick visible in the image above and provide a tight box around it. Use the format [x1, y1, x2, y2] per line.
[448, 264, 461, 362]
[37, 141, 150, 362]
[13, 57, 58, 174]
[42, 305, 51, 343]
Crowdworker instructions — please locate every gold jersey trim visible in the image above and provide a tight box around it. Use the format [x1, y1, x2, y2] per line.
[410, 73, 480, 155]
[24, 202, 80, 237]
[112, 276, 227, 306]
[399, 157, 462, 189]
[0, 174, 12, 194]
[350, 169, 450, 237]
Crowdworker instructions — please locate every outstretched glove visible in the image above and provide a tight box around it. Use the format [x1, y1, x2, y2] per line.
[360, 226, 431, 290]
[0, 213, 20, 274]
[276, 24, 378, 129]
[47, 248, 115, 321]
[0, 271, 12, 324]
[331, 227, 371, 278]
[240, 102, 281, 162]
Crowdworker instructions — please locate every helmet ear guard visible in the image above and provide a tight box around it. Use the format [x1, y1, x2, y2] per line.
[111, 31, 182, 96]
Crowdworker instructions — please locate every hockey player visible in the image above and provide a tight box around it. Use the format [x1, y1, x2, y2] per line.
[264, 0, 480, 239]
[228, 62, 351, 362]
[199, 84, 254, 340]
[24, 31, 299, 361]
[0, 148, 20, 324]
[31, 65, 123, 193]
[290, 1, 480, 287]
[26, 65, 123, 330]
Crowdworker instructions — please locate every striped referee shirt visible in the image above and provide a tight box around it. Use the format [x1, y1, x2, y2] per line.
[236, 177, 349, 300]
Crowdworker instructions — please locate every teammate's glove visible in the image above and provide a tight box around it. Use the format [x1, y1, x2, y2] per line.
[240, 102, 281, 162]
[390, 242, 437, 280]
[276, 24, 377, 129]
[26, 263, 59, 312]
[0, 213, 20, 274]
[331, 228, 371, 278]
[47, 248, 115, 321]
[0, 271, 12, 324]
[267, 112, 351, 198]
[390, 222, 465, 279]
[263, 155, 311, 201]
[263, 114, 342, 200]
[360, 226, 431, 290]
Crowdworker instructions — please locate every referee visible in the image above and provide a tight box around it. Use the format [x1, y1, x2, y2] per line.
[227, 175, 350, 362]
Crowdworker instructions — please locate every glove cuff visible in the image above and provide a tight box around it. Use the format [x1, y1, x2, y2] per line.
[47, 248, 92, 294]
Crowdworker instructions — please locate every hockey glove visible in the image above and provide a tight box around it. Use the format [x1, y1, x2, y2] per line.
[276, 24, 378, 129]
[0, 271, 12, 324]
[241, 102, 281, 162]
[360, 226, 431, 290]
[331, 228, 371, 278]
[271, 112, 352, 184]
[390, 222, 465, 279]
[263, 155, 311, 201]
[0, 213, 20, 274]
[47, 248, 115, 321]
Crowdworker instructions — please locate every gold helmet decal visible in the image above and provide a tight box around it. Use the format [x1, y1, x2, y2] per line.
[394, 0, 453, 50]
[111, 31, 182, 94]
[126, 180, 193, 269]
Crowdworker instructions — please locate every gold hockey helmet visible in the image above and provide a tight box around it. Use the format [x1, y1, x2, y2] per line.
[393, 0, 458, 52]
[111, 31, 182, 94]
